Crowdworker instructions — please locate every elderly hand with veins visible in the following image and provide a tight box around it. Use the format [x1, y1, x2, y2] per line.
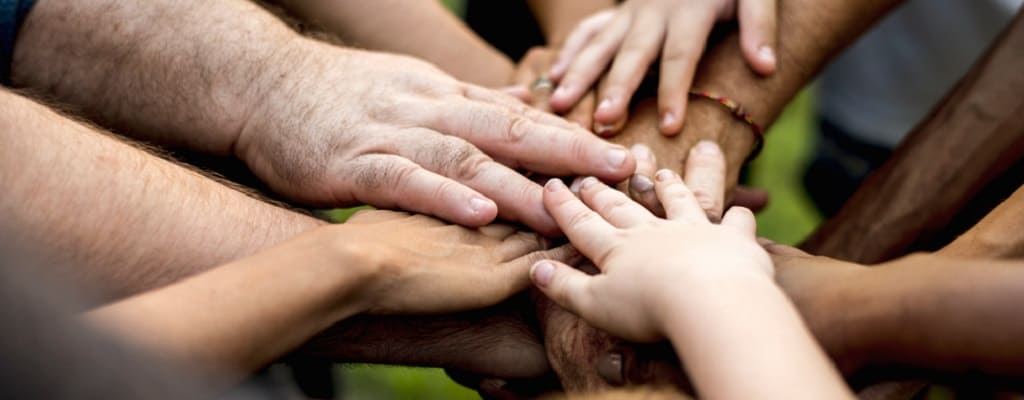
[547, 0, 778, 135]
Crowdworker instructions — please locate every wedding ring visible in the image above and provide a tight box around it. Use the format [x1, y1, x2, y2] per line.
[531, 76, 554, 91]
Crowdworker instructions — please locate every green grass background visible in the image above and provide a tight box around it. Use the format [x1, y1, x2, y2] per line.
[333, 1, 822, 398]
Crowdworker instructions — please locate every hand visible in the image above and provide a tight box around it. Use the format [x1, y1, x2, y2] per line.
[528, 171, 771, 342]
[336, 209, 581, 314]
[547, 0, 777, 135]
[603, 99, 763, 220]
[508, 47, 598, 130]
[236, 45, 636, 235]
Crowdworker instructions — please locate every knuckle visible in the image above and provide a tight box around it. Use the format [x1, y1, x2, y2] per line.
[565, 209, 596, 230]
[505, 116, 531, 144]
[692, 189, 722, 212]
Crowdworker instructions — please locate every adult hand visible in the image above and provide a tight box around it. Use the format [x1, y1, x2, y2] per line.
[236, 46, 636, 235]
[338, 209, 581, 314]
[604, 100, 765, 220]
[547, 0, 777, 135]
[529, 172, 770, 343]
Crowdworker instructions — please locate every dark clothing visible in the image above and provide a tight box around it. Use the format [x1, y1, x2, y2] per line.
[803, 118, 893, 217]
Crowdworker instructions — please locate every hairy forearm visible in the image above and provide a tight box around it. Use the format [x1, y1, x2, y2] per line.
[841, 254, 1024, 376]
[0, 90, 323, 303]
[85, 227, 367, 382]
[272, 0, 514, 87]
[527, 0, 616, 46]
[11, 0, 299, 155]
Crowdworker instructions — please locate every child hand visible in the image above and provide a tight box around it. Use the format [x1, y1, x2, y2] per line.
[548, 0, 777, 136]
[530, 171, 771, 342]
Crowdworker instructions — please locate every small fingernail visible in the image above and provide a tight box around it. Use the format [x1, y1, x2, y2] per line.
[468, 197, 492, 215]
[759, 45, 776, 65]
[655, 169, 674, 182]
[630, 144, 652, 160]
[545, 179, 565, 192]
[597, 353, 625, 386]
[695, 140, 721, 155]
[531, 261, 555, 287]
[569, 177, 584, 194]
[580, 176, 599, 190]
[597, 98, 614, 112]
[630, 174, 654, 193]
[596, 123, 616, 135]
[661, 112, 677, 130]
[606, 148, 628, 168]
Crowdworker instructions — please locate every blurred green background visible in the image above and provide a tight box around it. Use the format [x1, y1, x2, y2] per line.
[334, 1, 823, 398]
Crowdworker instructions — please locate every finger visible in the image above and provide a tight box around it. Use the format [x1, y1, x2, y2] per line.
[628, 144, 663, 215]
[343, 154, 498, 227]
[593, 73, 630, 137]
[497, 231, 549, 261]
[514, 48, 555, 112]
[499, 86, 532, 104]
[530, 260, 598, 323]
[731, 186, 770, 212]
[653, 169, 706, 222]
[578, 176, 653, 228]
[550, 13, 632, 113]
[684, 141, 727, 221]
[392, 132, 559, 235]
[542, 179, 617, 260]
[593, 10, 666, 127]
[738, 0, 779, 76]
[551, 10, 617, 81]
[436, 98, 635, 181]
[657, 10, 716, 136]
[478, 224, 520, 240]
[565, 89, 597, 129]
[721, 207, 757, 237]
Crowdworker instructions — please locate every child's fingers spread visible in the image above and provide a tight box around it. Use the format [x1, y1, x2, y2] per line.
[654, 169, 706, 222]
[550, 14, 632, 113]
[542, 179, 617, 259]
[594, 11, 667, 126]
[578, 176, 654, 228]
[738, 0, 779, 75]
[657, 9, 717, 136]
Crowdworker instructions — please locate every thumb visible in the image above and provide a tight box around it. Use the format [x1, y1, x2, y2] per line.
[530, 260, 595, 318]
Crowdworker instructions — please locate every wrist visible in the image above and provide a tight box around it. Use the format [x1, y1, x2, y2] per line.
[657, 269, 778, 335]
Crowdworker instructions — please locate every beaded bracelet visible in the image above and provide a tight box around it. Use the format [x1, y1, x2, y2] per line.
[688, 90, 765, 162]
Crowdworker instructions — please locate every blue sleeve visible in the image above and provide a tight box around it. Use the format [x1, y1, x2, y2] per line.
[0, 0, 36, 86]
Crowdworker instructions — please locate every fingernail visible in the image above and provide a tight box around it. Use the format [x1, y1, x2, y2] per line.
[630, 174, 654, 193]
[655, 169, 674, 182]
[695, 140, 721, 155]
[597, 353, 625, 386]
[606, 148, 628, 168]
[581, 176, 599, 190]
[597, 98, 614, 112]
[661, 112, 677, 130]
[759, 45, 776, 65]
[596, 123, 616, 136]
[468, 197, 492, 215]
[553, 85, 570, 99]
[569, 177, 584, 194]
[531, 261, 555, 287]
[630, 144, 652, 161]
[545, 179, 565, 192]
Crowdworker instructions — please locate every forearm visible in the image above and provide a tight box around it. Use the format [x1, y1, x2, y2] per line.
[11, 0, 299, 154]
[841, 254, 1024, 376]
[688, 0, 905, 171]
[0, 90, 323, 303]
[273, 0, 514, 87]
[665, 274, 850, 399]
[85, 227, 367, 381]
[527, 0, 616, 46]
